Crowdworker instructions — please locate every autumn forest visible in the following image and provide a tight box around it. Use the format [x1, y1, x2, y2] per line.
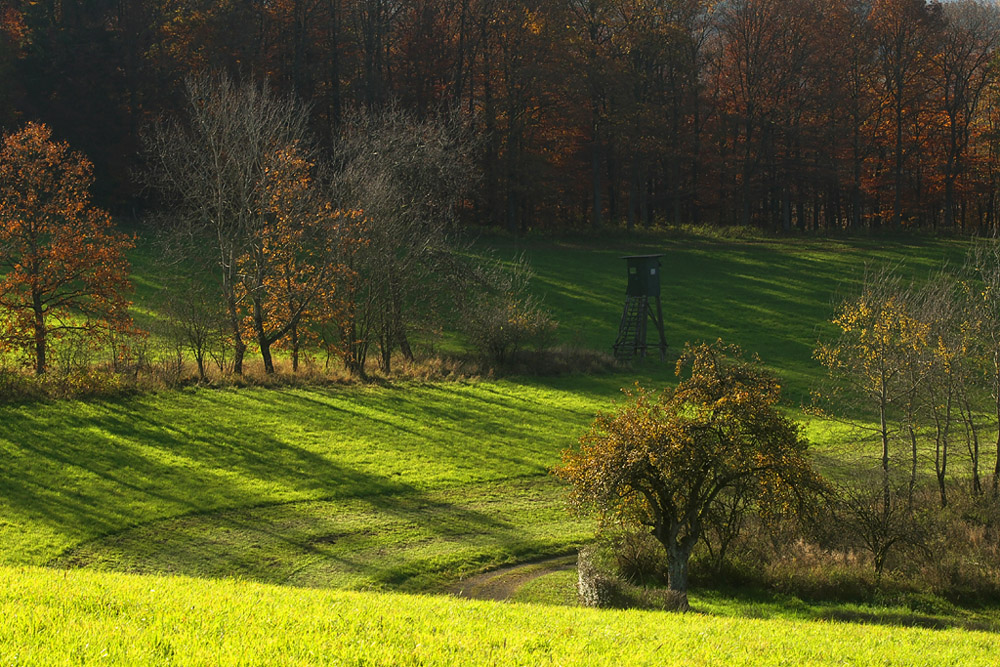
[1, 0, 999, 233]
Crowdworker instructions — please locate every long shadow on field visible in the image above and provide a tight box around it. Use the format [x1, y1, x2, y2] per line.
[50, 477, 579, 593]
[0, 391, 417, 560]
[693, 587, 1000, 634]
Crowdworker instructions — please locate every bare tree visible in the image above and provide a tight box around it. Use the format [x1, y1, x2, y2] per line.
[144, 75, 337, 374]
[835, 477, 923, 581]
[159, 281, 225, 382]
[331, 105, 477, 374]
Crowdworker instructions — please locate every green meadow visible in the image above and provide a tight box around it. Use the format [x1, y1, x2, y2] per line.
[4, 565, 1000, 666]
[1, 230, 995, 663]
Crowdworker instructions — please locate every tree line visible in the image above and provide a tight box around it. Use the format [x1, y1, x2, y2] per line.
[3, 0, 1000, 232]
[0, 75, 555, 380]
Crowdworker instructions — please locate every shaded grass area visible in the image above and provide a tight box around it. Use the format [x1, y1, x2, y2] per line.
[502, 234, 970, 403]
[0, 381, 605, 576]
[3, 564, 999, 666]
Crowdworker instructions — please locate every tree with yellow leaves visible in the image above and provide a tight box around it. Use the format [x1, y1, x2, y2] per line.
[556, 340, 821, 611]
[814, 267, 931, 504]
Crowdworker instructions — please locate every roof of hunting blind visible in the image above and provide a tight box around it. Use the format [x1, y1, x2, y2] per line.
[621, 254, 663, 259]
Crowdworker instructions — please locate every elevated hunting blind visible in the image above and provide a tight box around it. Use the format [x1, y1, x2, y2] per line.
[613, 255, 667, 360]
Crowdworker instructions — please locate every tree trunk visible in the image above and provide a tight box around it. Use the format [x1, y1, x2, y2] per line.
[32, 291, 46, 375]
[226, 289, 246, 376]
[253, 296, 275, 374]
[233, 339, 246, 376]
[591, 139, 602, 230]
[259, 338, 275, 374]
[994, 362, 1000, 497]
[908, 424, 918, 507]
[880, 391, 890, 510]
[664, 541, 692, 612]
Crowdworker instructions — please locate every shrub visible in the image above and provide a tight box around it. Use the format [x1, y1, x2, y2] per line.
[461, 254, 557, 366]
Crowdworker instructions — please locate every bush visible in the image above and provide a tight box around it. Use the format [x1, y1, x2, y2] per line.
[461, 254, 557, 366]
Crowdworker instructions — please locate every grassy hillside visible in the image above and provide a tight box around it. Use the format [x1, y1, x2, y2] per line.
[2, 230, 996, 663]
[500, 232, 970, 401]
[0, 233, 981, 580]
[3, 565, 999, 666]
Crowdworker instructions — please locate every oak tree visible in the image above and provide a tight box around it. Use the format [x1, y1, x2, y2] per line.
[0, 122, 134, 375]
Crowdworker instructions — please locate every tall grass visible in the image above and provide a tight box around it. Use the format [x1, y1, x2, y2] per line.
[3, 564, 998, 666]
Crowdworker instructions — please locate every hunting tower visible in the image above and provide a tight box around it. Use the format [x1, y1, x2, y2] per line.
[613, 255, 667, 360]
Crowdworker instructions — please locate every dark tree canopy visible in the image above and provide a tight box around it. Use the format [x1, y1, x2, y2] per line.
[5, 0, 1000, 232]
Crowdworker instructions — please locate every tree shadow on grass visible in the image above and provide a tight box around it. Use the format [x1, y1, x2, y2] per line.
[691, 586, 1000, 634]
[0, 391, 418, 562]
[48, 477, 583, 593]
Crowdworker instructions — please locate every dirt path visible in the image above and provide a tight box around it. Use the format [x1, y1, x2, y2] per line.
[447, 553, 577, 601]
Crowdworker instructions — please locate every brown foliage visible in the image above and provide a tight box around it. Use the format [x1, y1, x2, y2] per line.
[0, 122, 134, 375]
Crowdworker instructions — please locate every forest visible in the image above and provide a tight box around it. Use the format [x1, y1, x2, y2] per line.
[2, 0, 1000, 233]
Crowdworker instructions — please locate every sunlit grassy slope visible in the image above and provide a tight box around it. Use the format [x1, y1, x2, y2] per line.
[4, 565, 999, 666]
[0, 380, 612, 588]
[0, 232, 976, 588]
[2, 231, 993, 662]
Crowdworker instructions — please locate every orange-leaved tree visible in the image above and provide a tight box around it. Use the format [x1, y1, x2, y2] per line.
[238, 143, 364, 374]
[0, 122, 134, 374]
[556, 340, 821, 611]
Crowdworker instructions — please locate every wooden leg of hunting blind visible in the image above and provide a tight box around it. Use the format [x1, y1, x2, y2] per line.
[654, 297, 667, 361]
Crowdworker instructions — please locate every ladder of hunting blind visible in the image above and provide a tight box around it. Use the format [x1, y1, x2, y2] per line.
[614, 296, 648, 360]
[614, 294, 667, 361]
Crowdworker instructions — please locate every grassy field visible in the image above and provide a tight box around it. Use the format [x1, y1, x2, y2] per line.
[0, 380, 611, 585]
[497, 232, 970, 400]
[4, 564, 1000, 666]
[2, 229, 997, 662]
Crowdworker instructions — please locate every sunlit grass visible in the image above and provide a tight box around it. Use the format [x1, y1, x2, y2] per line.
[2, 230, 996, 658]
[3, 565, 998, 666]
